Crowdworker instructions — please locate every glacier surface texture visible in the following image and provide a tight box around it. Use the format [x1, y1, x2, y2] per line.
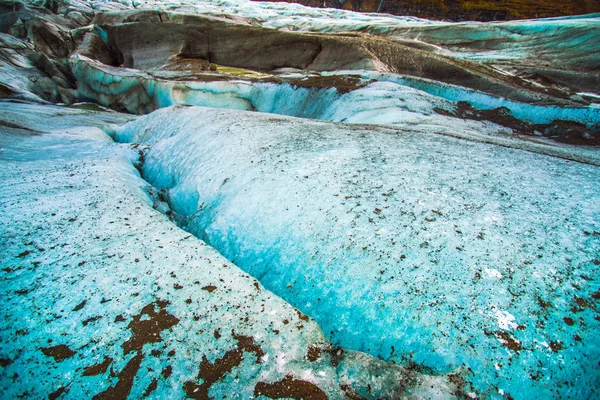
[0, 0, 599, 399]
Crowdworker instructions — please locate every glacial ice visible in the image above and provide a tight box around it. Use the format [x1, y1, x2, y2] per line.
[2, 0, 600, 398]
[0, 102, 462, 399]
[72, 55, 600, 165]
[115, 105, 600, 399]
[72, 0, 600, 71]
[361, 73, 600, 126]
[385, 15, 600, 69]
[49, 0, 599, 163]
[73, 55, 600, 132]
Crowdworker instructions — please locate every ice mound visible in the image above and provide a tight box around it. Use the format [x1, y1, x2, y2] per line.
[114, 105, 600, 399]
[0, 102, 464, 399]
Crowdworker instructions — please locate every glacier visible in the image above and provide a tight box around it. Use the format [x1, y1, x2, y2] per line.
[0, 102, 462, 399]
[71, 56, 600, 165]
[72, 55, 600, 128]
[61, 3, 599, 152]
[1, 0, 600, 399]
[114, 105, 600, 399]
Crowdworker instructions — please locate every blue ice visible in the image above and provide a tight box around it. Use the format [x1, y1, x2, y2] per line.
[115, 106, 600, 399]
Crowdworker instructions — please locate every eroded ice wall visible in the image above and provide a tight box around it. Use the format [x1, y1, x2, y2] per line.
[72, 55, 600, 132]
